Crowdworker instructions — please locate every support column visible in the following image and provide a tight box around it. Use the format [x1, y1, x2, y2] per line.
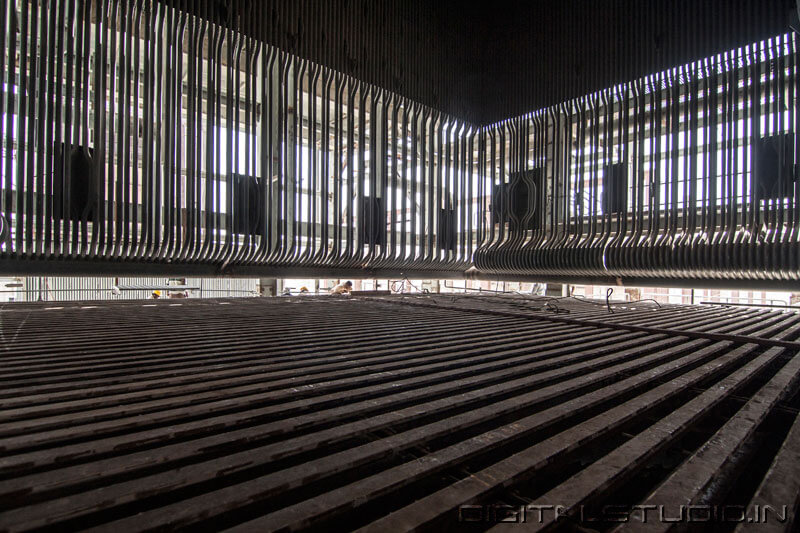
[259, 278, 277, 297]
[545, 283, 564, 297]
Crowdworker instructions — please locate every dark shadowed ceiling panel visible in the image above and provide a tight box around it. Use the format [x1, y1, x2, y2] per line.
[3, 0, 799, 285]
[210, 0, 795, 124]
[182, 0, 487, 124]
[479, 0, 794, 123]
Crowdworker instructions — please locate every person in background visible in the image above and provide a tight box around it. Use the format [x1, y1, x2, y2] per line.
[151, 290, 161, 299]
[330, 281, 353, 295]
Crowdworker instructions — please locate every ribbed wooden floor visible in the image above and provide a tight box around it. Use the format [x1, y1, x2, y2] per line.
[0, 295, 799, 532]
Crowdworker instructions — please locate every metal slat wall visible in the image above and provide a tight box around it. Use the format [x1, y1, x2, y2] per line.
[0, 0, 478, 279]
[1, 0, 800, 287]
[476, 32, 800, 286]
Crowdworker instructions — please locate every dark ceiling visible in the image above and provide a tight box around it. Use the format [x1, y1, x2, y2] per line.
[204, 0, 792, 125]
[479, 0, 793, 123]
